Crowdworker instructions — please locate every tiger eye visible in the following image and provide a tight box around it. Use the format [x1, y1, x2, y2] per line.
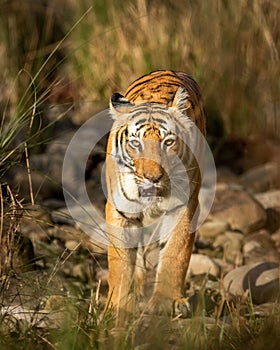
[164, 139, 175, 147]
[129, 139, 141, 149]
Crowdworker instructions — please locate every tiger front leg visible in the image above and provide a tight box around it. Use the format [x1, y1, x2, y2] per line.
[107, 245, 136, 315]
[147, 209, 196, 317]
[106, 202, 142, 318]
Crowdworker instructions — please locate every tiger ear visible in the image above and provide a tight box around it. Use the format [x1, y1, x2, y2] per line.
[110, 93, 134, 118]
[168, 86, 190, 113]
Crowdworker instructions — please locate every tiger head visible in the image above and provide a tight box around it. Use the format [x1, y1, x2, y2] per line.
[107, 87, 197, 216]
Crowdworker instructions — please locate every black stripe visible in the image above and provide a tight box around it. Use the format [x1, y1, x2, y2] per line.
[127, 89, 175, 102]
[135, 118, 148, 126]
[154, 118, 168, 125]
[125, 73, 181, 97]
[130, 111, 150, 119]
[135, 123, 149, 132]
[134, 109, 171, 118]
[130, 108, 169, 120]
[116, 125, 127, 151]
[148, 82, 181, 92]
[119, 173, 141, 204]
[116, 126, 129, 165]
[126, 71, 179, 90]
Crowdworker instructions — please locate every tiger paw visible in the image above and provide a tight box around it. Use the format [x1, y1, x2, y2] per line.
[145, 296, 191, 318]
[173, 297, 191, 318]
[145, 296, 173, 316]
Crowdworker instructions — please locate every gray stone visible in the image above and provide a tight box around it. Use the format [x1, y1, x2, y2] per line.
[243, 230, 279, 265]
[254, 191, 280, 232]
[52, 204, 107, 248]
[254, 190, 280, 209]
[240, 162, 280, 192]
[209, 186, 267, 234]
[223, 261, 279, 304]
[187, 254, 220, 277]
[198, 221, 229, 240]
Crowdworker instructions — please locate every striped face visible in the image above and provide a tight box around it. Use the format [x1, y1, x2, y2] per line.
[107, 88, 194, 217]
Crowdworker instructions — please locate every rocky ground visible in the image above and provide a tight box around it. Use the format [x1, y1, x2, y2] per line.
[1, 113, 280, 334]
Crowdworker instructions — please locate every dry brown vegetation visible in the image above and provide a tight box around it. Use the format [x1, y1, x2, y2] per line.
[0, 0, 279, 349]
[0, 0, 279, 135]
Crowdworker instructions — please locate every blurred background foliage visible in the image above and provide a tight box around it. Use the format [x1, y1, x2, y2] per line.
[0, 2, 279, 346]
[0, 0, 279, 139]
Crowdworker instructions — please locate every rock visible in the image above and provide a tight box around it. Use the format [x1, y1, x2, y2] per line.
[209, 186, 267, 234]
[265, 207, 280, 233]
[223, 261, 279, 304]
[272, 229, 280, 250]
[237, 136, 280, 172]
[243, 230, 279, 264]
[216, 167, 240, 184]
[240, 162, 280, 192]
[187, 254, 220, 278]
[48, 224, 82, 242]
[246, 302, 280, 318]
[254, 190, 280, 209]
[198, 221, 229, 240]
[51, 204, 107, 248]
[254, 190, 280, 232]
[213, 231, 243, 264]
[22, 204, 52, 224]
[51, 207, 76, 225]
[48, 224, 107, 255]
[42, 198, 66, 210]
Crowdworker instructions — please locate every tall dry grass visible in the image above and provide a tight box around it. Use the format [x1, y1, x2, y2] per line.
[65, 0, 279, 136]
[0, 0, 279, 137]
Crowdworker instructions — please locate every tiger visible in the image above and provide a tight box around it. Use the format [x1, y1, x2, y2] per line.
[105, 70, 206, 318]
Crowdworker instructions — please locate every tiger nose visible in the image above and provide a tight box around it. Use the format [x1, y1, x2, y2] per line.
[144, 170, 163, 183]
[134, 158, 164, 183]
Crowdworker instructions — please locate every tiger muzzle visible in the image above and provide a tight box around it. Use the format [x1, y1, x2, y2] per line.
[138, 184, 164, 197]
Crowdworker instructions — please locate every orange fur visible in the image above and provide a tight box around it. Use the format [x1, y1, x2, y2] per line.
[106, 70, 206, 318]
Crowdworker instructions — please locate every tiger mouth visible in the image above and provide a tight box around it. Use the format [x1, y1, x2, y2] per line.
[138, 185, 163, 198]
